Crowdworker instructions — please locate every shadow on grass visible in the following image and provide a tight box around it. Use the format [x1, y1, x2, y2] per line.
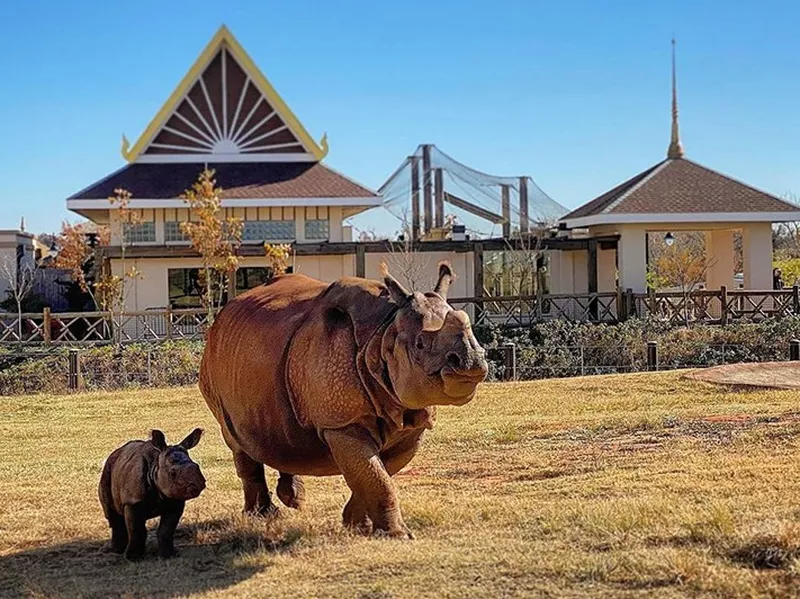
[0, 518, 299, 599]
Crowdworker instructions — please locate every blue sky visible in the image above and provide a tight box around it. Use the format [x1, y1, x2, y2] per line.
[2, 0, 800, 234]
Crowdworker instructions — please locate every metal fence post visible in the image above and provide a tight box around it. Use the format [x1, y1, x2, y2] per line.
[790, 339, 800, 362]
[147, 350, 152, 386]
[68, 349, 79, 391]
[501, 343, 516, 381]
[646, 341, 658, 371]
[580, 345, 585, 376]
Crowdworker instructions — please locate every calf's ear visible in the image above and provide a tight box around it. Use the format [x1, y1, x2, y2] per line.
[151, 429, 167, 450]
[179, 428, 204, 450]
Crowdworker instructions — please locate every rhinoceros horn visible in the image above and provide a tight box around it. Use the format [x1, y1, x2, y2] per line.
[433, 261, 455, 299]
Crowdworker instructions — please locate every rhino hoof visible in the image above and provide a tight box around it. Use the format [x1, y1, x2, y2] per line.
[245, 503, 279, 520]
[373, 528, 414, 540]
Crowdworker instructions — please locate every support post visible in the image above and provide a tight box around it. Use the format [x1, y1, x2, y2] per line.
[518, 177, 529, 234]
[474, 242, 485, 323]
[793, 285, 800, 315]
[502, 343, 516, 381]
[501, 184, 511, 238]
[165, 306, 173, 340]
[410, 156, 420, 240]
[587, 240, 598, 321]
[434, 167, 444, 229]
[226, 272, 236, 303]
[43, 307, 51, 346]
[422, 144, 433, 234]
[646, 341, 658, 371]
[626, 288, 634, 318]
[720, 285, 728, 325]
[790, 339, 800, 362]
[68, 349, 80, 391]
[616, 286, 624, 322]
[356, 244, 366, 278]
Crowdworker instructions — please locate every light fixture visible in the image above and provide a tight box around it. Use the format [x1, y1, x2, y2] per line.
[664, 232, 675, 246]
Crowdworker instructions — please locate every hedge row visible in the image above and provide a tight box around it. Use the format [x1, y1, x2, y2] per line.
[2, 316, 800, 395]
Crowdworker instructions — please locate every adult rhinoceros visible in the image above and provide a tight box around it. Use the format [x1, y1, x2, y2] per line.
[199, 262, 488, 538]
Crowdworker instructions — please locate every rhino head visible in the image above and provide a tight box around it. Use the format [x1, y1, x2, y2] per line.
[378, 261, 488, 409]
[150, 428, 207, 500]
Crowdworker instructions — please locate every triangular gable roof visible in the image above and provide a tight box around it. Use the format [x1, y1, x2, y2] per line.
[121, 25, 327, 163]
[561, 158, 800, 227]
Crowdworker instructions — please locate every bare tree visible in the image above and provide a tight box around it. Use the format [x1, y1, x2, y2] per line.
[0, 255, 38, 343]
[387, 208, 430, 290]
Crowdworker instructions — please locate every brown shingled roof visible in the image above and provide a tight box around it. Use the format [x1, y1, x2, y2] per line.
[562, 158, 796, 221]
[69, 162, 377, 200]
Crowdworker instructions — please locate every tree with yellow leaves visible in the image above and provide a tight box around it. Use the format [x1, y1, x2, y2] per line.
[180, 169, 242, 323]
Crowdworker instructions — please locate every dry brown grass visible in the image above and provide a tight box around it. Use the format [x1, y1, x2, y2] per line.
[2, 372, 800, 597]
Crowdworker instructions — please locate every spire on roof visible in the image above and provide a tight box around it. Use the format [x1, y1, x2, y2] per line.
[667, 38, 685, 159]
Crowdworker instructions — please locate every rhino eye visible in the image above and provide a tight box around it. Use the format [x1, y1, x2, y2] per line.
[416, 337, 425, 350]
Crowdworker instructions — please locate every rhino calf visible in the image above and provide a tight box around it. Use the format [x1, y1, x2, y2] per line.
[98, 428, 206, 559]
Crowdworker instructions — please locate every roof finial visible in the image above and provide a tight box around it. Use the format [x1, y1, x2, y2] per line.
[667, 37, 685, 159]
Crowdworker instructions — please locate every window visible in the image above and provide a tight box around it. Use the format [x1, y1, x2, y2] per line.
[168, 268, 206, 308]
[123, 222, 156, 243]
[304, 219, 329, 240]
[165, 221, 189, 243]
[168, 267, 275, 309]
[242, 220, 295, 242]
[236, 267, 273, 294]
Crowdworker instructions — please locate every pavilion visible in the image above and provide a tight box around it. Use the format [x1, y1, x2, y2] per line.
[555, 41, 800, 295]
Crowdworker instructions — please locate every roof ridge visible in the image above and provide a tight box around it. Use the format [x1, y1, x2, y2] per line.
[681, 158, 796, 210]
[603, 159, 671, 214]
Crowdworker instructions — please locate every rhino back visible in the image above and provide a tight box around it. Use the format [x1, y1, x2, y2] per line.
[199, 274, 336, 470]
[100, 440, 158, 515]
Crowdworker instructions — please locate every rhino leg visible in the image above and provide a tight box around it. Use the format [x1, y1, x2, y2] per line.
[324, 425, 412, 539]
[341, 434, 422, 535]
[342, 493, 371, 533]
[109, 511, 128, 554]
[276, 473, 305, 509]
[123, 504, 148, 560]
[232, 450, 277, 517]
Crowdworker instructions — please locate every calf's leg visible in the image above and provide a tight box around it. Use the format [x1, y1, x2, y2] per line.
[109, 511, 128, 554]
[123, 504, 148, 560]
[233, 450, 276, 517]
[324, 425, 412, 539]
[277, 472, 305, 509]
[157, 502, 185, 558]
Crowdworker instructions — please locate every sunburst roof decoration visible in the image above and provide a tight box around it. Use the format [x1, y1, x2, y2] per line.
[121, 25, 328, 164]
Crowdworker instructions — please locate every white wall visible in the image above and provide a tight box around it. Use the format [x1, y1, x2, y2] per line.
[364, 251, 474, 299]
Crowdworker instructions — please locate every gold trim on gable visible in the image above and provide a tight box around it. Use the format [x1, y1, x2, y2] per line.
[122, 25, 327, 163]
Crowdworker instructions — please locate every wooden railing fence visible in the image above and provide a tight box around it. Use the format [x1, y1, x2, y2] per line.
[1, 286, 798, 347]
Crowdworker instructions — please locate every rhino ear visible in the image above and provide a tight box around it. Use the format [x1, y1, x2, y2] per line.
[151, 429, 167, 451]
[179, 428, 203, 450]
[380, 262, 411, 306]
[433, 261, 455, 299]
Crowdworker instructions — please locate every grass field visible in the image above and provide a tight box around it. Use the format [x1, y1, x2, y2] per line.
[3, 373, 800, 598]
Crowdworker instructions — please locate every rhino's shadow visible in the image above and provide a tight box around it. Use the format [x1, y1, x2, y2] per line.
[0, 518, 286, 599]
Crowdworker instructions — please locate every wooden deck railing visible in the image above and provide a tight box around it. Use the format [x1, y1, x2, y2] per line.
[1, 286, 798, 346]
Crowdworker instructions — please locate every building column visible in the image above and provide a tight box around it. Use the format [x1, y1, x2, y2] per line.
[742, 223, 773, 290]
[617, 225, 648, 293]
[597, 247, 617, 292]
[705, 230, 735, 290]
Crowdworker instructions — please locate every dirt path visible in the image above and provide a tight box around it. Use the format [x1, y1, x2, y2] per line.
[685, 361, 800, 390]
